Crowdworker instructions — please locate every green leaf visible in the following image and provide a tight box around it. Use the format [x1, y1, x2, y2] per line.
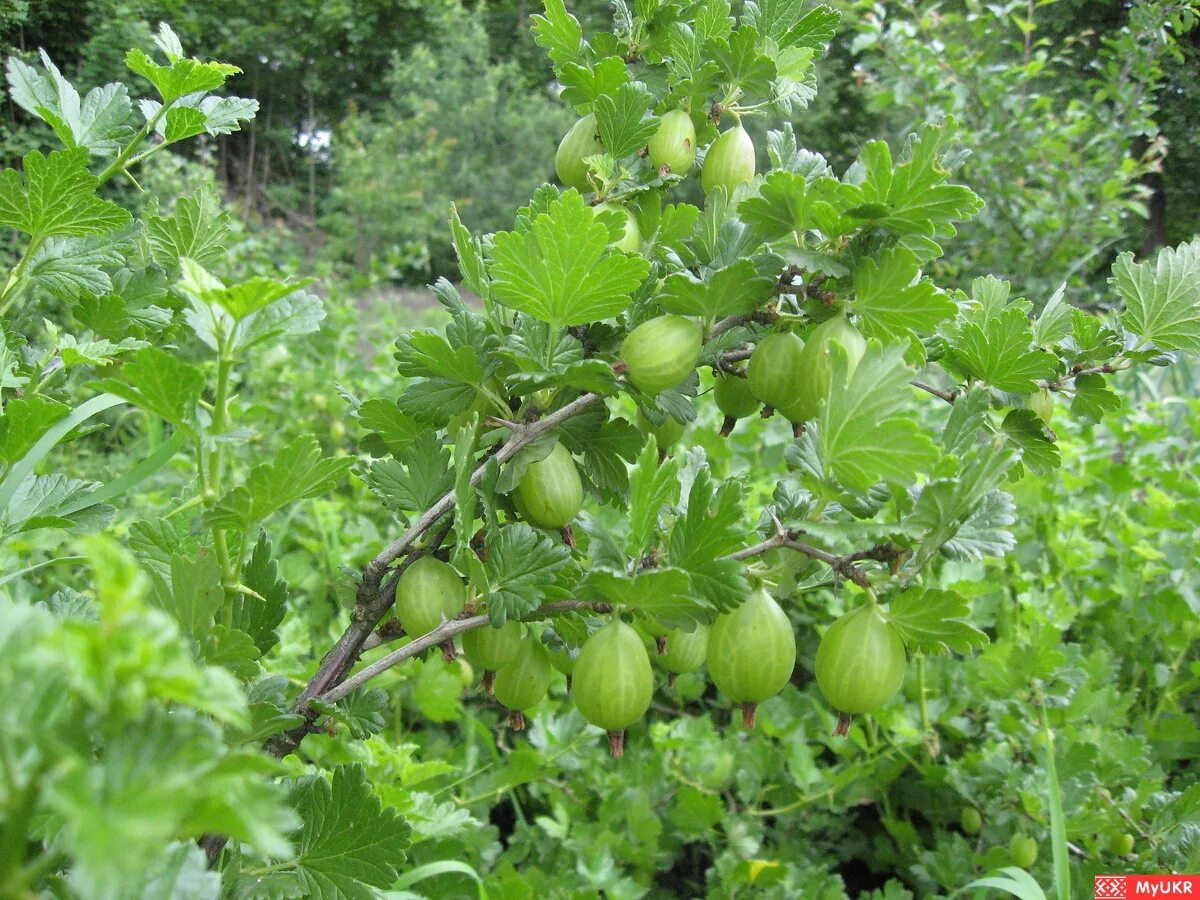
[784, 4, 841, 48]
[2, 473, 113, 535]
[139, 842, 220, 900]
[670, 460, 748, 611]
[482, 523, 573, 622]
[739, 169, 846, 243]
[448, 206, 490, 302]
[559, 410, 641, 501]
[0, 148, 131, 239]
[959, 867, 1048, 900]
[842, 121, 982, 241]
[396, 378, 477, 424]
[579, 567, 712, 629]
[27, 235, 122, 301]
[395, 330, 483, 385]
[234, 533, 289, 656]
[0, 396, 69, 465]
[942, 490, 1017, 562]
[627, 436, 681, 560]
[148, 548, 224, 639]
[559, 56, 631, 109]
[92, 347, 204, 428]
[1032, 283, 1072, 347]
[144, 186, 230, 271]
[207, 435, 353, 529]
[907, 445, 1017, 568]
[489, 190, 650, 328]
[1067, 308, 1122, 363]
[129, 517, 188, 584]
[1000, 409, 1060, 475]
[849, 246, 955, 342]
[886, 587, 987, 655]
[706, 25, 776, 97]
[163, 105, 208, 142]
[593, 83, 659, 160]
[0, 392, 125, 521]
[125, 48, 239, 104]
[284, 764, 411, 899]
[200, 625, 260, 679]
[1070, 373, 1121, 423]
[363, 432, 454, 515]
[321, 688, 389, 740]
[743, 0, 809, 43]
[1113, 239, 1200, 352]
[452, 417, 481, 573]
[948, 285, 1058, 392]
[817, 344, 939, 492]
[658, 259, 776, 318]
[532, 0, 584, 68]
[355, 398, 421, 457]
[5, 52, 132, 156]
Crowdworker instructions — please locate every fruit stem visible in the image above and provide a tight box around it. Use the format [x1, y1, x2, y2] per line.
[834, 712, 852, 737]
[607, 729, 626, 759]
[741, 703, 758, 729]
[917, 653, 932, 759]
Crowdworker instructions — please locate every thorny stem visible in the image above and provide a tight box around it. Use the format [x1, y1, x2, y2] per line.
[321, 600, 612, 704]
[726, 529, 900, 589]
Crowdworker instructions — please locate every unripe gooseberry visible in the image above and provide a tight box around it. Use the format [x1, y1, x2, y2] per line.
[961, 806, 982, 835]
[658, 625, 709, 688]
[555, 114, 603, 192]
[462, 620, 524, 694]
[746, 331, 807, 421]
[1010, 833, 1038, 869]
[493, 638, 553, 730]
[572, 619, 654, 757]
[621, 314, 702, 396]
[637, 409, 685, 450]
[707, 587, 796, 727]
[516, 441, 583, 529]
[790, 316, 867, 422]
[714, 374, 759, 420]
[701, 125, 755, 194]
[394, 557, 467, 639]
[1108, 832, 1135, 856]
[815, 603, 907, 735]
[593, 201, 641, 253]
[1029, 388, 1055, 424]
[648, 109, 697, 173]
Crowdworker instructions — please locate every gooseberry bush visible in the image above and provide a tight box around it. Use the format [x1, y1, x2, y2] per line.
[0, 3, 1198, 897]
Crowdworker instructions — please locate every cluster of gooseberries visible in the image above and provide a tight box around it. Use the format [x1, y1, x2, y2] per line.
[384, 110, 913, 759]
[396, 547, 905, 758]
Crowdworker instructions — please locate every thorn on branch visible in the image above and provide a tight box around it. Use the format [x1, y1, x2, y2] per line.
[911, 379, 959, 404]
